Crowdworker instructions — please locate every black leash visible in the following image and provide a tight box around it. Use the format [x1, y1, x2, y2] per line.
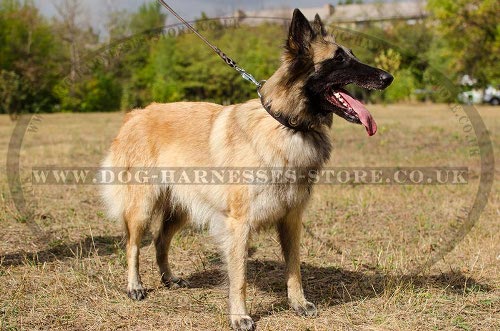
[156, 0, 312, 132]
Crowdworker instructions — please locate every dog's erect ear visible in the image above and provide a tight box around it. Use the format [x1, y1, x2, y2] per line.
[287, 9, 315, 55]
[312, 14, 327, 37]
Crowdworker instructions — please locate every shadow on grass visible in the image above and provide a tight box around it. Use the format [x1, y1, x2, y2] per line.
[0, 235, 131, 266]
[186, 258, 493, 320]
[1, 237, 493, 320]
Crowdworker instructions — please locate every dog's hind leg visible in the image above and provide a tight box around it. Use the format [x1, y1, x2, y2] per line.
[277, 209, 317, 317]
[124, 206, 148, 301]
[154, 210, 189, 289]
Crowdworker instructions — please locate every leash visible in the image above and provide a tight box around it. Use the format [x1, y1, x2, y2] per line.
[156, 0, 313, 132]
[157, 0, 262, 88]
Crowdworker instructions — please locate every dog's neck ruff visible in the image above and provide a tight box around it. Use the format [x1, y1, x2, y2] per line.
[257, 85, 315, 133]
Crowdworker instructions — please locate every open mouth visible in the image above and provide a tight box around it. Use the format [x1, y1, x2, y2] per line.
[325, 87, 377, 136]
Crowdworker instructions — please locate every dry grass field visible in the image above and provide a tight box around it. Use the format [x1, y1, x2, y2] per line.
[0, 104, 498, 330]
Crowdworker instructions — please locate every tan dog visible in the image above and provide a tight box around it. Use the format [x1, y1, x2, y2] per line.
[101, 9, 392, 331]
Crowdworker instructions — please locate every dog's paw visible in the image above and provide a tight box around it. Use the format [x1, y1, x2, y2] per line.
[292, 301, 317, 317]
[162, 276, 190, 289]
[231, 315, 255, 331]
[127, 285, 147, 301]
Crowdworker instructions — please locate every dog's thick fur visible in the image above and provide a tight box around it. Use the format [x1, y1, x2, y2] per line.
[102, 10, 392, 331]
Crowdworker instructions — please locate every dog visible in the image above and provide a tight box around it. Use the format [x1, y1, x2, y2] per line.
[101, 9, 392, 331]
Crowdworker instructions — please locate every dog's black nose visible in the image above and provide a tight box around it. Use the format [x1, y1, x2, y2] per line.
[381, 72, 394, 86]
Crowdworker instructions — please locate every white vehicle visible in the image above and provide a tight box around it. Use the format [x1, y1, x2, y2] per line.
[458, 89, 483, 104]
[483, 85, 500, 105]
[459, 85, 500, 105]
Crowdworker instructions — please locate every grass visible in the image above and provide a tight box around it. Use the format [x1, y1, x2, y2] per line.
[0, 104, 498, 330]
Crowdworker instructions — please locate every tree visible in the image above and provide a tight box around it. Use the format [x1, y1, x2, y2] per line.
[145, 19, 284, 105]
[52, 0, 103, 111]
[0, 0, 61, 116]
[427, 0, 500, 86]
[120, 3, 167, 109]
[0, 70, 27, 119]
[105, 9, 131, 42]
[130, 2, 166, 35]
[104, 0, 131, 42]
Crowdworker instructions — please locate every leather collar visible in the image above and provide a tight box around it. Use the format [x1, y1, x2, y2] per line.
[258, 88, 316, 132]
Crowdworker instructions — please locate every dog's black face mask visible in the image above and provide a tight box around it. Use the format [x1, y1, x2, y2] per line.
[286, 9, 394, 136]
[306, 46, 393, 136]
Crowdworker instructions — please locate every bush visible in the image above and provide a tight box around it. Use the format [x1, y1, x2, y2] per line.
[383, 69, 417, 103]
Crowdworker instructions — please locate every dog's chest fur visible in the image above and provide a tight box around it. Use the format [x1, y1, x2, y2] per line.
[172, 100, 332, 228]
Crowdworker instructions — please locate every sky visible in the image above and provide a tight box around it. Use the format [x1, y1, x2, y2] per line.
[33, 0, 365, 33]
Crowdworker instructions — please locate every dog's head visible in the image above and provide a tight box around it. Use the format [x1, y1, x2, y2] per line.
[264, 9, 393, 136]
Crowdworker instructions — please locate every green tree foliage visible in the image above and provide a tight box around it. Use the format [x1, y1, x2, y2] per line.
[53, 68, 121, 112]
[133, 15, 283, 106]
[51, 0, 115, 112]
[146, 20, 283, 105]
[0, 69, 27, 119]
[427, 0, 500, 86]
[130, 2, 166, 35]
[375, 49, 417, 102]
[0, 0, 61, 115]
[120, 2, 167, 109]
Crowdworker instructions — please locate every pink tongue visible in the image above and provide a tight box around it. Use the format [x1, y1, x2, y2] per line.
[339, 92, 377, 136]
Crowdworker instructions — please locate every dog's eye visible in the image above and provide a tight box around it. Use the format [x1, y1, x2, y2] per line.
[334, 53, 345, 62]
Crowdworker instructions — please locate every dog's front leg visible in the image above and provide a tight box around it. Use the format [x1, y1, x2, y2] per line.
[277, 209, 317, 317]
[219, 218, 255, 331]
